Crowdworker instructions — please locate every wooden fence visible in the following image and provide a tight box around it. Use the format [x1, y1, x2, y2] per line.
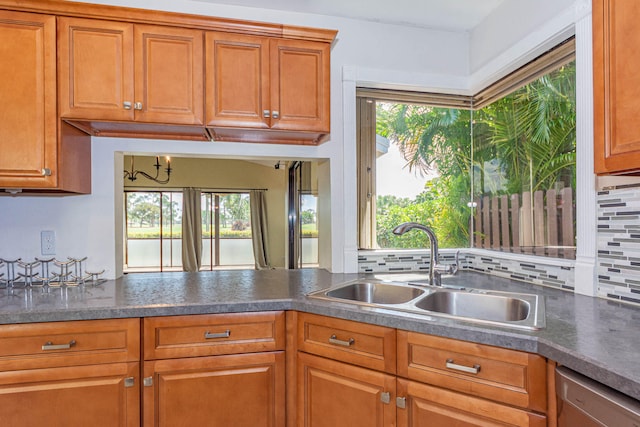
[472, 187, 575, 257]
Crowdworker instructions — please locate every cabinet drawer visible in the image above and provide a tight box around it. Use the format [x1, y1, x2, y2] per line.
[397, 378, 546, 427]
[297, 313, 396, 374]
[0, 318, 140, 370]
[143, 311, 285, 360]
[397, 331, 547, 412]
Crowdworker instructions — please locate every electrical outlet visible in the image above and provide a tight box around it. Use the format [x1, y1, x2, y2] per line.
[41, 230, 56, 255]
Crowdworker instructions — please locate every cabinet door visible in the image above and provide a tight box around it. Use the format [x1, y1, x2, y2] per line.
[58, 17, 134, 121]
[270, 39, 330, 133]
[144, 351, 285, 427]
[397, 378, 546, 427]
[0, 362, 139, 427]
[0, 11, 57, 188]
[135, 25, 203, 125]
[594, 0, 640, 173]
[297, 352, 396, 427]
[205, 32, 270, 128]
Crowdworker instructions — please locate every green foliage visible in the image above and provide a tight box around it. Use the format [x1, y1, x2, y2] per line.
[301, 209, 316, 225]
[373, 61, 576, 250]
[474, 62, 576, 195]
[376, 104, 472, 249]
[128, 226, 253, 239]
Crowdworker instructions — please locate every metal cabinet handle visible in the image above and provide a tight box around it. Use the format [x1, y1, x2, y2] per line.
[329, 334, 355, 347]
[446, 358, 481, 374]
[134, 102, 143, 110]
[396, 397, 406, 409]
[42, 339, 76, 351]
[123, 101, 132, 110]
[204, 329, 231, 339]
[41, 168, 51, 176]
[272, 110, 279, 119]
[263, 109, 270, 118]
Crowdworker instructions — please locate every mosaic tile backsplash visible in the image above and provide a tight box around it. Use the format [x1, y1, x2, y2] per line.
[358, 249, 575, 291]
[597, 184, 640, 305]
[359, 184, 640, 306]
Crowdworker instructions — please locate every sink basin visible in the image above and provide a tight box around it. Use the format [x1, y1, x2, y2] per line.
[324, 281, 425, 304]
[307, 279, 545, 330]
[414, 290, 530, 322]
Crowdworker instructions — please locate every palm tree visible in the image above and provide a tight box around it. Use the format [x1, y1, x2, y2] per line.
[373, 61, 576, 250]
[474, 61, 576, 196]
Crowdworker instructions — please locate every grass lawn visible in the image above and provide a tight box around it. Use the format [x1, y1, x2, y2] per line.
[128, 224, 319, 238]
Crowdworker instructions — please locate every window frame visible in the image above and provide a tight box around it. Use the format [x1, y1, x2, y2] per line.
[356, 37, 576, 257]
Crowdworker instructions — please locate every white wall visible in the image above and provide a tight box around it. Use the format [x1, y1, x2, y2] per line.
[469, 0, 577, 92]
[0, 0, 586, 280]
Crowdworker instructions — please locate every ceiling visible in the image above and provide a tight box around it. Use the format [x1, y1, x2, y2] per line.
[194, 0, 507, 32]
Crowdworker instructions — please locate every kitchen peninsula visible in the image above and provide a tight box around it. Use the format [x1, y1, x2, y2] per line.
[0, 269, 638, 426]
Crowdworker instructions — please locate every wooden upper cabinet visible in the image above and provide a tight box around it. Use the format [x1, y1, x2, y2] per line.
[0, 11, 57, 189]
[206, 33, 331, 144]
[594, 0, 640, 174]
[58, 17, 203, 125]
[270, 38, 330, 133]
[58, 17, 134, 121]
[134, 24, 204, 125]
[205, 32, 270, 129]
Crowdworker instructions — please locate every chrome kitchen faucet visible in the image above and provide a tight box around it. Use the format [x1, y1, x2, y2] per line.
[392, 222, 458, 286]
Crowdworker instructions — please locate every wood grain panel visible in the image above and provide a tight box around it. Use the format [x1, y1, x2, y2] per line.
[58, 17, 134, 121]
[205, 31, 270, 128]
[135, 25, 204, 125]
[594, 0, 640, 173]
[0, 11, 57, 188]
[297, 312, 396, 374]
[397, 378, 546, 427]
[0, 318, 140, 371]
[397, 331, 547, 412]
[143, 311, 285, 360]
[270, 38, 330, 133]
[144, 351, 285, 427]
[297, 352, 396, 427]
[0, 362, 139, 426]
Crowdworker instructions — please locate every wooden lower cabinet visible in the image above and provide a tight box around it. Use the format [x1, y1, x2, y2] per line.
[295, 314, 550, 427]
[0, 361, 139, 427]
[297, 352, 396, 427]
[143, 351, 285, 427]
[0, 318, 141, 426]
[397, 378, 546, 427]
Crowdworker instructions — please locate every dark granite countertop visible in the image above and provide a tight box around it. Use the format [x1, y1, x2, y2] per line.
[0, 268, 638, 401]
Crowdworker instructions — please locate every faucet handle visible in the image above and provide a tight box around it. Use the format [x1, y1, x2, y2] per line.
[452, 250, 460, 274]
[434, 251, 460, 276]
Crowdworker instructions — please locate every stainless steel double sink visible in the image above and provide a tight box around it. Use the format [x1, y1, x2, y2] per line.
[307, 280, 545, 330]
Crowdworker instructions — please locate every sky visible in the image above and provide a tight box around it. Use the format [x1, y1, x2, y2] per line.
[376, 142, 436, 199]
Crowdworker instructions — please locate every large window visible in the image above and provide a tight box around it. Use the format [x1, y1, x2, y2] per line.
[125, 191, 183, 271]
[358, 40, 576, 259]
[201, 193, 254, 269]
[125, 191, 254, 272]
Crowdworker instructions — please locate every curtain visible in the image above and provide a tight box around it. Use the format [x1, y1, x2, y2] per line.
[250, 190, 271, 270]
[357, 97, 377, 249]
[182, 188, 202, 272]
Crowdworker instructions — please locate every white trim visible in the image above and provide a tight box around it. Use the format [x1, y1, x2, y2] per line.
[574, 8, 598, 296]
[342, 66, 359, 273]
[355, 67, 471, 95]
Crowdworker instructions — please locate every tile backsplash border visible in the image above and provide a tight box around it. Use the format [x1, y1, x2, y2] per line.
[358, 184, 640, 307]
[597, 184, 640, 305]
[358, 248, 575, 291]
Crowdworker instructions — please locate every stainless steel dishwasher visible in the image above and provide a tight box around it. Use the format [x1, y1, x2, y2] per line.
[556, 366, 640, 426]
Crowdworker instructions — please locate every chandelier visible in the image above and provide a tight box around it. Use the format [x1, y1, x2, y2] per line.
[124, 156, 172, 184]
